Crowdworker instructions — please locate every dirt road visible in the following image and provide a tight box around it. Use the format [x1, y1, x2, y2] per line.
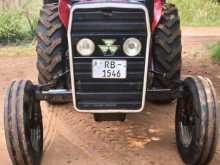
[0, 28, 220, 165]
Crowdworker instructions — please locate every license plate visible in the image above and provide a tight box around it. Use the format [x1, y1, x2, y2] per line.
[92, 59, 127, 79]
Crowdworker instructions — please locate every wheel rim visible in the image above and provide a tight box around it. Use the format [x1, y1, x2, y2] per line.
[178, 89, 197, 148]
[24, 88, 42, 154]
[179, 123, 193, 148]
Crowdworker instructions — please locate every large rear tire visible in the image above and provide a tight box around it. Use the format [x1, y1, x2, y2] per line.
[36, 3, 67, 88]
[4, 80, 43, 165]
[43, 0, 58, 4]
[176, 76, 219, 165]
[150, 3, 182, 103]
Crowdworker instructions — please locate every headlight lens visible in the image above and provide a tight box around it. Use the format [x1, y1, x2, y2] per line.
[123, 38, 142, 56]
[76, 38, 95, 56]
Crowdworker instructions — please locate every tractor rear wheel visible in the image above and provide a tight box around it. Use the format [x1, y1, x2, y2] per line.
[150, 3, 182, 103]
[4, 80, 43, 165]
[36, 3, 67, 88]
[43, 0, 58, 4]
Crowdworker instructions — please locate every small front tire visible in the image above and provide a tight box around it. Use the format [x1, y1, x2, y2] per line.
[176, 76, 219, 165]
[4, 80, 43, 165]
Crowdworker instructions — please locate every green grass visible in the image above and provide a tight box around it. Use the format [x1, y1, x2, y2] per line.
[0, 0, 42, 43]
[212, 42, 220, 61]
[0, 10, 33, 42]
[170, 0, 220, 26]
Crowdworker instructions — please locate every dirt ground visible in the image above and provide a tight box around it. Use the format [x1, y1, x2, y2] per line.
[0, 27, 220, 165]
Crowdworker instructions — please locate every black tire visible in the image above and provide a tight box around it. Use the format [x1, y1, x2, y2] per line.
[94, 113, 126, 122]
[36, 3, 67, 88]
[43, 0, 58, 4]
[150, 3, 182, 103]
[176, 76, 219, 165]
[4, 80, 43, 165]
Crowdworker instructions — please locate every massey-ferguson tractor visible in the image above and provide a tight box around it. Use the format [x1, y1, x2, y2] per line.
[4, 0, 219, 164]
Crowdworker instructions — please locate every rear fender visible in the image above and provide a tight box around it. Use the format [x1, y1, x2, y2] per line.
[152, 0, 162, 32]
[58, 0, 163, 31]
[59, 0, 70, 28]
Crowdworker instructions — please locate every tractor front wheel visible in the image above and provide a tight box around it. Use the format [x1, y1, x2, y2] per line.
[4, 80, 43, 165]
[176, 76, 219, 165]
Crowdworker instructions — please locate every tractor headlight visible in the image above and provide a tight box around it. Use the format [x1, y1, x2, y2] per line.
[76, 38, 95, 56]
[123, 38, 142, 56]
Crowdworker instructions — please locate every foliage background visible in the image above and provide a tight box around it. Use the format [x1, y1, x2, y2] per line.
[170, 0, 220, 26]
[0, 0, 219, 42]
[0, 0, 42, 42]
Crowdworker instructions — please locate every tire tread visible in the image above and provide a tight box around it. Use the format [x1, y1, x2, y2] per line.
[150, 3, 182, 103]
[36, 4, 67, 88]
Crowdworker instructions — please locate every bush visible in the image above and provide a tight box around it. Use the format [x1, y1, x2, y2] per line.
[0, 0, 41, 43]
[212, 42, 220, 61]
[0, 0, 220, 43]
[0, 11, 23, 42]
[0, 10, 39, 43]
[170, 0, 220, 26]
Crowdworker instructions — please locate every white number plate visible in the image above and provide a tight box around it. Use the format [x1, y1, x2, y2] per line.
[92, 59, 127, 79]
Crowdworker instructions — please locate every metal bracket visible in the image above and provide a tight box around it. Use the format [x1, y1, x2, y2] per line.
[35, 86, 185, 103]
[37, 70, 70, 91]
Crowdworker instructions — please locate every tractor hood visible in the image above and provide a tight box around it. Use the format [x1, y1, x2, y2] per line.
[58, 0, 162, 31]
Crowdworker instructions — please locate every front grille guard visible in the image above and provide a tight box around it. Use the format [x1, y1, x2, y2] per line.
[67, 2, 151, 113]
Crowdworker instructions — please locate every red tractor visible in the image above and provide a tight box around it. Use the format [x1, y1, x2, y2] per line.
[4, 0, 219, 165]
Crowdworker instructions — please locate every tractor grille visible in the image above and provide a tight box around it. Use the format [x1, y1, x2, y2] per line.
[70, 7, 148, 110]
